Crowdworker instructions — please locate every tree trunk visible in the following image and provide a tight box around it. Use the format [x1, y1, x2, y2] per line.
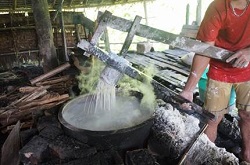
[31, 0, 58, 73]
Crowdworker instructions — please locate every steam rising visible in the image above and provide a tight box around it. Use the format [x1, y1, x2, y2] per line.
[65, 56, 157, 131]
[77, 58, 104, 95]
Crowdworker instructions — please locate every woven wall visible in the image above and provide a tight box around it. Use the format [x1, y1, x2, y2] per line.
[0, 12, 88, 70]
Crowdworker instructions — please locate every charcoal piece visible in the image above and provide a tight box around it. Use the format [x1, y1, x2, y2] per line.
[49, 135, 97, 160]
[147, 131, 175, 157]
[125, 149, 159, 165]
[39, 126, 63, 140]
[218, 116, 241, 143]
[37, 115, 60, 132]
[97, 151, 115, 165]
[215, 135, 239, 150]
[109, 150, 124, 165]
[40, 158, 68, 165]
[20, 128, 38, 146]
[61, 154, 101, 165]
[19, 135, 51, 164]
[101, 149, 124, 165]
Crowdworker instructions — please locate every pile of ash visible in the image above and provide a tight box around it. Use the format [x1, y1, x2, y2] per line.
[148, 102, 239, 165]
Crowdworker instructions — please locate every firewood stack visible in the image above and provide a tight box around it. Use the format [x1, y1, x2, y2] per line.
[0, 63, 77, 134]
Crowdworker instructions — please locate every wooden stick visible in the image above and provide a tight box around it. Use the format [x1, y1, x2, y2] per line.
[19, 86, 42, 93]
[2, 121, 33, 134]
[30, 62, 71, 85]
[35, 75, 71, 86]
[0, 97, 68, 127]
[18, 94, 69, 110]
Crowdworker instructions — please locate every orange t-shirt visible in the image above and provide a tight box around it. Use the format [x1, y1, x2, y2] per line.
[196, 0, 250, 83]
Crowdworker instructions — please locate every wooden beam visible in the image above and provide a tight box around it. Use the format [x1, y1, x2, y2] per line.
[90, 10, 112, 45]
[119, 15, 142, 56]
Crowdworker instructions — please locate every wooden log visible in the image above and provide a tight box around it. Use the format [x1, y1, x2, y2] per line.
[18, 94, 69, 110]
[0, 99, 67, 127]
[35, 75, 71, 86]
[0, 114, 32, 129]
[19, 86, 41, 93]
[2, 121, 33, 134]
[30, 62, 71, 85]
[12, 86, 49, 106]
[15, 89, 48, 106]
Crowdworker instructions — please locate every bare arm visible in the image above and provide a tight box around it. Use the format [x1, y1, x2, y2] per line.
[179, 41, 214, 101]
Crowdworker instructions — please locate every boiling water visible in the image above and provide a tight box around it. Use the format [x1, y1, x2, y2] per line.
[62, 65, 152, 131]
[62, 95, 151, 131]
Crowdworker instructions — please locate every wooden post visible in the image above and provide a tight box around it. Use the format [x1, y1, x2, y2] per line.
[60, 12, 69, 62]
[196, 0, 202, 25]
[31, 0, 58, 73]
[186, 3, 190, 25]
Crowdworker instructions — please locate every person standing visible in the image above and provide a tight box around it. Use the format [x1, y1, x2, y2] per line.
[179, 0, 250, 163]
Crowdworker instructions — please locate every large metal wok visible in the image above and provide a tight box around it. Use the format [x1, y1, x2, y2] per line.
[58, 93, 154, 150]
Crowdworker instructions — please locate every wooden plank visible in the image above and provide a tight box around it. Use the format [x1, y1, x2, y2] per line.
[99, 11, 233, 61]
[82, 10, 112, 57]
[1, 121, 20, 165]
[120, 15, 142, 56]
[125, 53, 170, 69]
[138, 53, 190, 76]
[91, 10, 112, 45]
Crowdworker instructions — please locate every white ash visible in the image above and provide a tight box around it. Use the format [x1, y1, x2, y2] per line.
[187, 134, 239, 165]
[152, 103, 239, 165]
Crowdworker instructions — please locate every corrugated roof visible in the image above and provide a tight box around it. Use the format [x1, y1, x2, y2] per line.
[0, 0, 153, 12]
